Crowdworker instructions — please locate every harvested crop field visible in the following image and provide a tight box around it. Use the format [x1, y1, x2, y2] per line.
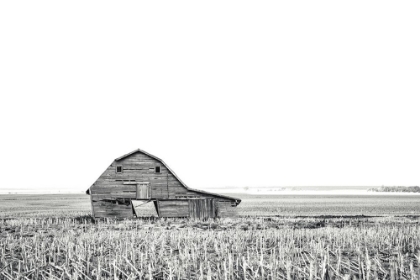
[1, 194, 420, 279]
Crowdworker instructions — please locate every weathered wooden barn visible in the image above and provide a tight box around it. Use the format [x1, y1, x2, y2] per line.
[86, 149, 241, 219]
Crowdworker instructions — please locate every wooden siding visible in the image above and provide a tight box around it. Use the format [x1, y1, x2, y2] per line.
[90, 151, 230, 201]
[216, 201, 238, 218]
[91, 152, 171, 199]
[158, 200, 189, 218]
[92, 201, 134, 218]
[188, 199, 216, 219]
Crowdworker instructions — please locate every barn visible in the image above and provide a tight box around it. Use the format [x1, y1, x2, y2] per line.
[86, 149, 241, 219]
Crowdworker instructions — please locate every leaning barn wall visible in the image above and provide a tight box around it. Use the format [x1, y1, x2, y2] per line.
[90, 151, 233, 218]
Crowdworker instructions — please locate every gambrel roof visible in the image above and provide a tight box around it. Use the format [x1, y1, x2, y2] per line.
[88, 149, 241, 204]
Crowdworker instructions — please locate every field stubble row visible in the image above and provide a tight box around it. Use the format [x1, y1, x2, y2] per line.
[1, 216, 420, 279]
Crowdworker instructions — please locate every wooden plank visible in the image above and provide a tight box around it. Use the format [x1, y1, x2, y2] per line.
[150, 177, 170, 181]
[167, 182, 185, 187]
[91, 193, 137, 199]
[118, 171, 167, 176]
[120, 158, 160, 164]
[92, 189, 137, 195]
[93, 181, 127, 186]
[119, 164, 156, 168]
[91, 186, 136, 192]
[154, 201, 160, 216]
[93, 204, 133, 210]
[96, 179, 167, 184]
[92, 194, 136, 200]
[93, 202, 133, 210]
[106, 192, 136, 198]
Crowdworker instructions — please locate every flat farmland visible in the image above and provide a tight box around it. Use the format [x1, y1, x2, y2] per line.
[1, 194, 420, 279]
[1, 193, 420, 218]
[237, 194, 420, 216]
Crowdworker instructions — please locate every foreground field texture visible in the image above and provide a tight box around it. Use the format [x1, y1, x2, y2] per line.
[1, 217, 420, 279]
[1, 194, 420, 279]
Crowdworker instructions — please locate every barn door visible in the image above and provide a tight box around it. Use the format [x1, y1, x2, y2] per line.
[136, 182, 150, 199]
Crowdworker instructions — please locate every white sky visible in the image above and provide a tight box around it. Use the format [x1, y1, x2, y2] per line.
[1, 1, 419, 193]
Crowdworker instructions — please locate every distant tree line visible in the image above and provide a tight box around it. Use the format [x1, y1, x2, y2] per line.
[368, 186, 420, 193]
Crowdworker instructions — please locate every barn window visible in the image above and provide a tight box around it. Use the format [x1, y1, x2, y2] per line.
[155, 166, 161, 173]
[116, 166, 122, 173]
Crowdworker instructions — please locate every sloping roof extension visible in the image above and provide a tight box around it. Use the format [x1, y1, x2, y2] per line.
[116, 149, 241, 203]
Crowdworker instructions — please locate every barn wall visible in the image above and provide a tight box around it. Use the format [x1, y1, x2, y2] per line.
[216, 201, 238, 218]
[188, 199, 216, 219]
[92, 201, 134, 218]
[157, 199, 236, 218]
[158, 200, 189, 217]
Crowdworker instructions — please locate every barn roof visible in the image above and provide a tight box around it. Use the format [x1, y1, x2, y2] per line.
[88, 149, 241, 204]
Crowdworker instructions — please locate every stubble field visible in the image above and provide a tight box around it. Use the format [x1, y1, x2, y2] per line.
[1, 194, 420, 279]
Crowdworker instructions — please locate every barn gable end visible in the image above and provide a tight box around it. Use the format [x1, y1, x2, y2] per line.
[88, 149, 241, 219]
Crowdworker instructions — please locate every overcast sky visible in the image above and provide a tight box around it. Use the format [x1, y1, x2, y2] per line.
[1, 1, 419, 193]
